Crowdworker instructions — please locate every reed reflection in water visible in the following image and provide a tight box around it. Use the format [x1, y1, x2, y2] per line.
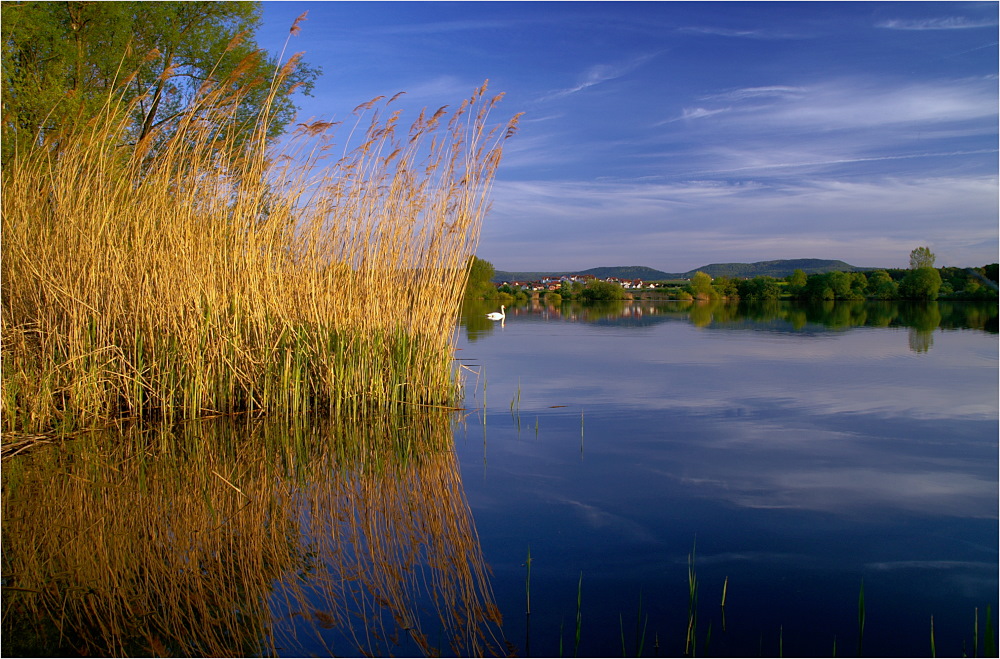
[2, 414, 504, 657]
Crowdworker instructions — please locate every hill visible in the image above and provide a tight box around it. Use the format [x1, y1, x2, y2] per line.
[684, 259, 869, 278]
[493, 259, 870, 283]
[493, 265, 672, 282]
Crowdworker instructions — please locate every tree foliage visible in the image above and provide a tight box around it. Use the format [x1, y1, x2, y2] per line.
[787, 268, 808, 291]
[909, 246, 936, 269]
[712, 276, 740, 298]
[689, 271, 714, 299]
[581, 279, 625, 301]
[900, 267, 943, 300]
[1, 1, 319, 157]
[737, 276, 781, 300]
[866, 270, 898, 300]
[465, 256, 496, 299]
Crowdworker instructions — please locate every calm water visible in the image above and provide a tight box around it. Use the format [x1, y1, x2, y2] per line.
[454, 299, 998, 658]
[3, 299, 996, 657]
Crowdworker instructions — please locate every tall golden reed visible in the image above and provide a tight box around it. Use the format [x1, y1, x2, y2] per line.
[2, 40, 520, 432]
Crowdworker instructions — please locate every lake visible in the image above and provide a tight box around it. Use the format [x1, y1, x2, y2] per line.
[2, 299, 996, 657]
[453, 299, 997, 658]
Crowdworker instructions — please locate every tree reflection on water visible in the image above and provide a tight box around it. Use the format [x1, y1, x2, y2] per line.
[462, 298, 997, 350]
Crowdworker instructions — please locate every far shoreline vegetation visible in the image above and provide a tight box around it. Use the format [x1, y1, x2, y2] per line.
[467, 249, 1000, 305]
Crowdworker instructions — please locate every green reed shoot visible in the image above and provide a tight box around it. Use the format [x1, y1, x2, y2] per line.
[686, 540, 699, 657]
[510, 378, 521, 412]
[931, 615, 936, 657]
[525, 546, 533, 615]
[574, 571, 584, 657]
[620, 590, 649, 657]
[635, 589, 648, 657]
[857, 578, 865, 657]
[986, 604, 996, 657]
[720, 574, 729, 634]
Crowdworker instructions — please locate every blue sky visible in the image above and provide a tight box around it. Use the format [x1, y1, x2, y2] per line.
[258, 1, 998, 272]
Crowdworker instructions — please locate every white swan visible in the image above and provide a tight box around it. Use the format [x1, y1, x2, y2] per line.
[486, 305, 506, 320]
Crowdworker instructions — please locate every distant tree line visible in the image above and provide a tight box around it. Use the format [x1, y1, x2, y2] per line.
[688, 248, 997, 302]
[467, 250, 998, 304]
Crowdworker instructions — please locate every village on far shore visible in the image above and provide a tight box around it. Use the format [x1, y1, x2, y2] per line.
[495, 273, 663, 292]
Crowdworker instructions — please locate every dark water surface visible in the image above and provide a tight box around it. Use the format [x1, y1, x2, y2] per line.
[454, 299, 998, 658]
[3, 299, 995, 657]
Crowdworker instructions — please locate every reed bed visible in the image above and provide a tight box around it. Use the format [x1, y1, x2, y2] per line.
[2, 40, 520, 433]
[1, 414, 504, 656]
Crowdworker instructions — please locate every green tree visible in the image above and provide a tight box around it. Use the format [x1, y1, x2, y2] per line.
[827, 271, 852, 299]
[737, 276, 780, 300]
[712, 276, 740, 298]
[787, 269, 807, 292]
[801, 273, 834, 300]
[866, 270, 898, 300]
[909, 246, 936, 269]
[848, 272, 868, 300]
[581, 279, 625, 301]
[900, 267, 943, 300]
[2, 1, 319, 157]
[465, 256, 495, 299]
[688, 271, 714, 300]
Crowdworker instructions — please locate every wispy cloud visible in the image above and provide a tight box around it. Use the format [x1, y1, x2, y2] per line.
[677, 26, 766, 38]
[538, 53, 657, 101]
[766, 79, 998, 128]
[698, 148, 999, 176]
[664, 107, 732, 122]
[878, 17, 999, 30]
[655, 76, 995, 142]
[362, 18, 525, 36]
[705, 85, 805, 101]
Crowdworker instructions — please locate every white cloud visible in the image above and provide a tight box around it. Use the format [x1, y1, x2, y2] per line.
[677, 26, 766, 38]
[538, 53, 658, 101]
[677, 78, 998, 134]
[677, 107, 732, 121]
[704, 85, 806, 101]
[766, 79, 998, 129]
[878, 17, 999, 30]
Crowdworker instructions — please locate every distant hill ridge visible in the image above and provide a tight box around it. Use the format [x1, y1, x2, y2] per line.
[493, 259, 873, 283]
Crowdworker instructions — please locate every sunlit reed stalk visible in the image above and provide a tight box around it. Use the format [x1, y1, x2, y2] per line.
[2, 36, 521, 433]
